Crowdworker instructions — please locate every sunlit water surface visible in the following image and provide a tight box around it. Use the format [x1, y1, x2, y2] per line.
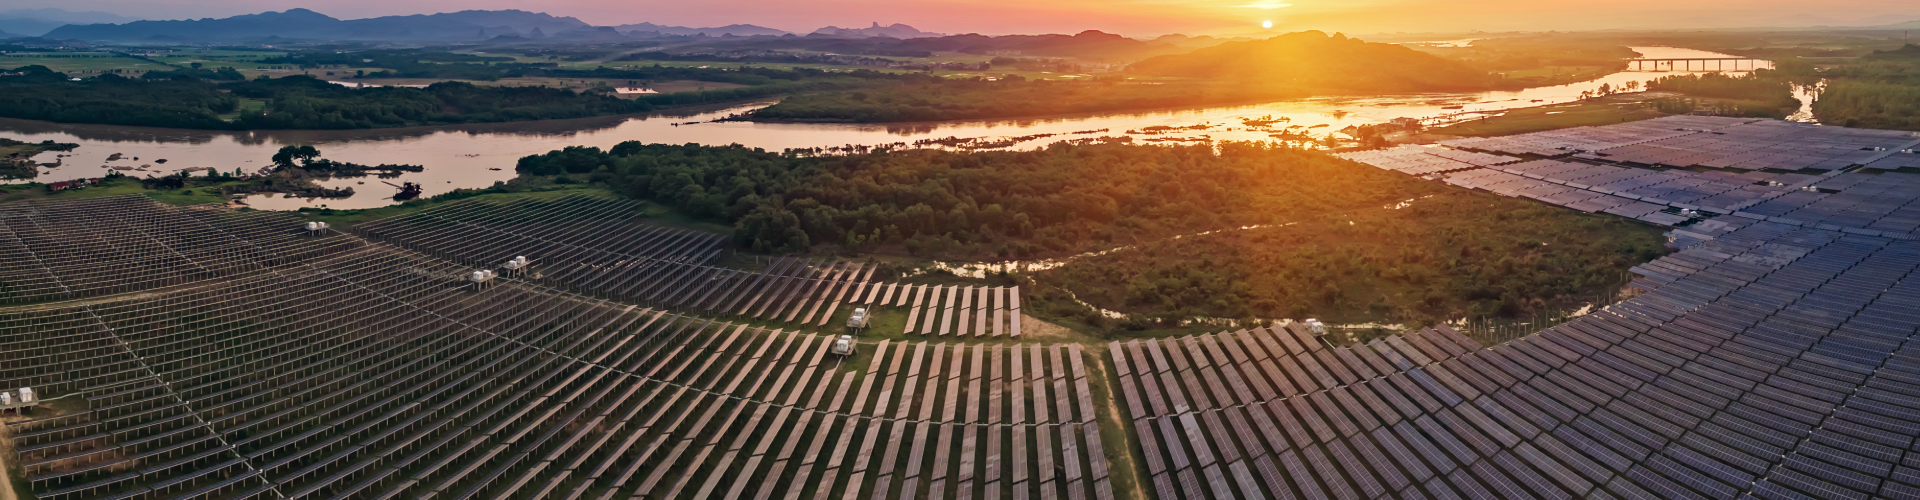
[1, 47, 1780, 210]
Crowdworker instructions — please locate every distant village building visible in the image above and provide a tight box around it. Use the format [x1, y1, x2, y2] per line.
[46, 178, 103, 193]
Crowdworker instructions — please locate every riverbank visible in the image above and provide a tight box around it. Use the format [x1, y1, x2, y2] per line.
[1426, 91, 1676, 137]
[0, 138, 78, 179]
[1425, 87, 1809, 139]
[1, 44, 1776, 210]
[741, 79, 1316, 123]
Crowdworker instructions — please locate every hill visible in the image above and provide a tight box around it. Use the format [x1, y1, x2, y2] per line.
[1128, 30, 1498, 92]
[44, 8, 593, 42]
[812, 22, 943, 39]
[612, 22, 787, 37]
[708, 30, 1187, 62]
[0, 8, 133, 36]
[1863, 43, 1920, 60]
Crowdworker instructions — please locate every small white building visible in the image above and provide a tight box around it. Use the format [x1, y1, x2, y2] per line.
[847, 308, 871, 329]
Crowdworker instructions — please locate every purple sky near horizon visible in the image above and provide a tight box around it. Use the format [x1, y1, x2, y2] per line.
[13, 0, 1917, 36]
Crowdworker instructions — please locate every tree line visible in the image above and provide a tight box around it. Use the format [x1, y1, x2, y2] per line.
[744, 77, 1312, 123]
[0, 66, 241, 129]
[0, 65, 893, 130]
[1644, 72, 1801, 118]
[515, 141, 1455, 257]
[1049, 192, 1665, 327]
[1807, 47, 1920, 130]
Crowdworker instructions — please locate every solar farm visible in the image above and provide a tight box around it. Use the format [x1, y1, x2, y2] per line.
[1342, 117, 1920, 245]
[3, 115, 1920, 500]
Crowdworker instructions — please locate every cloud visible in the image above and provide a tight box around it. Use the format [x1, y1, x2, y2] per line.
[1236, 1, 1294, 8]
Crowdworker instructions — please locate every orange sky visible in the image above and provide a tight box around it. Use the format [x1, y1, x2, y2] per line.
[22, 0, 1920, 36]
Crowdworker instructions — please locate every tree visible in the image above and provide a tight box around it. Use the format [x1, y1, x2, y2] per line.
[271, 145, 321, 168]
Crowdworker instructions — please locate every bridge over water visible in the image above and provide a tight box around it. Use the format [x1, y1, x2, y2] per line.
[1628, 57, 1770, 71]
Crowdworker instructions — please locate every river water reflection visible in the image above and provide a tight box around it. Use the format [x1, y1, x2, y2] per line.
[0, 46, 1776, 210]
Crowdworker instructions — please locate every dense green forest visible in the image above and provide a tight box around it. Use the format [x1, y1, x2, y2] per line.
[1815, 81, 1920, 130]
[1808, 46, 1920, 130]
[261, 48, 909, 87]
[0, 66, 242, 129]
[1128, 31, 1499, 91]
[1645, 72, 1801, 118]
[1049, 192, 1666, 325]
[519, 141, 1452, 257]
[225, 76, 654, 129]
[745, 77, 1311, 122]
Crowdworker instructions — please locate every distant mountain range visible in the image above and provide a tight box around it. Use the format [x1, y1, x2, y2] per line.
[811, 22, 943, 39]
[14, 8, 1182, 48]
[0, 8, 134, 37]
[37, 9, 794, 43]
[611, 22, 788, 37]
[43, 9, 594, 42]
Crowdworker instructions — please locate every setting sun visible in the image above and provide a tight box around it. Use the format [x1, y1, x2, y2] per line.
[1262, 19, 1274, 28]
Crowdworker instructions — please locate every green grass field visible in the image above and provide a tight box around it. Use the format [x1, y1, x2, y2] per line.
[0, 55, 166, 73]
[0, 177, 232, 205]
[216, 98, 268, 121]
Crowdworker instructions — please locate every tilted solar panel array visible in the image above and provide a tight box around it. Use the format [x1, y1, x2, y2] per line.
[1112, 217, 1920, 499]
[890, 284, 1023, 337]
[1439, 116, 1916, 172]
[1864, 150, 1920, 171]
[0, 195, 1111, 500]
[1588, 120, 1913, 172]
[1438, 116, 1749, 157]
[1350, 118, 1920, 241]
[355, 195, 914, 327]
[1112, 325, 1492, 500]
[0, 196, 360, 304]
[1334, 146, 1517, 176]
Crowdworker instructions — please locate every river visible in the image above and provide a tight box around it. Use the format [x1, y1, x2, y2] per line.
[0, 46, 1777, 210]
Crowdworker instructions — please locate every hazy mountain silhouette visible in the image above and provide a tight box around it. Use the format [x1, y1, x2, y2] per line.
[43, 9, 595, 42]
[613, 22, 788, 37]
[0, 8, 135, 36]
[704, 29, 1191, 61]
[811, 22, 943, 38]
